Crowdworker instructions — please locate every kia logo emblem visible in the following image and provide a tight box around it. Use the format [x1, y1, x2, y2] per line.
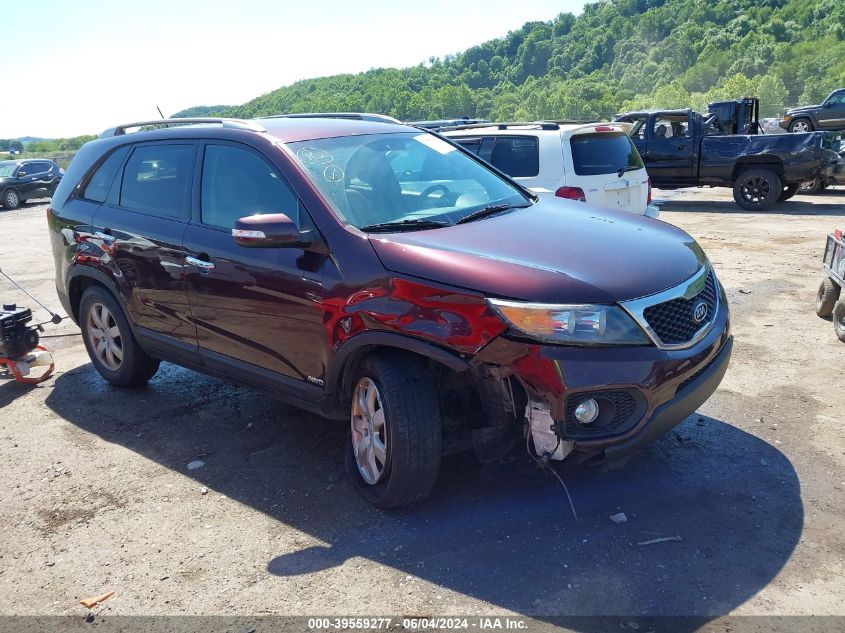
[693, 301, 708, 323]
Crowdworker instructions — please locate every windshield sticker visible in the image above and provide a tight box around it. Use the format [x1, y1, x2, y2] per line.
[413, 133, 456, 155]
[296, 147, 334, 164]
[323, 164, 345, 183]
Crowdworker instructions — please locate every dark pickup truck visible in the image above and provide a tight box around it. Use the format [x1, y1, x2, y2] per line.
[614, 108, 833, 210]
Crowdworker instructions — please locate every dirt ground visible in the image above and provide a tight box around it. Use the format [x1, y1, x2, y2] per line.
[0, 187, 843, 626]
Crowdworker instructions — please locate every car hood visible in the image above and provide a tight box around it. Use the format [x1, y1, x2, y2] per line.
[787, 104, 820, 115]
[368, 199, 706, 304]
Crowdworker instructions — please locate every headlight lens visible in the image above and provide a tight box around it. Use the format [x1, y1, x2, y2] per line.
[487, 299, 650, 346]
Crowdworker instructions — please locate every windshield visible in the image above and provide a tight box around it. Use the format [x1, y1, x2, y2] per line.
[0, 162, 20, 177]
[570, 132, 644, 176]
[288, 132, 529, 230]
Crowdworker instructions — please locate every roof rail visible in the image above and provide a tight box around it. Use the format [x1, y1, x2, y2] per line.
[439, 121, 562, 132]
[99, 117, 267, 138]
[261, 112, 402, 124]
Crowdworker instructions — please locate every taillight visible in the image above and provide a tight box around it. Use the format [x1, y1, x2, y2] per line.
[593, 126, 615, 132]
[647, 178, 652, 205]
[46, 207, 52, 222]
[555, 186, 586, 202]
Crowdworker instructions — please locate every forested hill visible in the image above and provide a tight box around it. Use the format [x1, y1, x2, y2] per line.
[173, 0, 845, 122]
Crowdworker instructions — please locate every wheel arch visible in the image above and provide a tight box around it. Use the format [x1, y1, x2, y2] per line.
[732, 157, 784, 181]
[67, 267, 129, 325]
[325, 331, 471, 405]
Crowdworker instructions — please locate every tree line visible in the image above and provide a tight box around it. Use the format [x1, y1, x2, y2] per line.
[174, 0, 845, 123]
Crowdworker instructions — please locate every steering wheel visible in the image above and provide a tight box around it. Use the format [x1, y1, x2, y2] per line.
[419, 184, 451, 199]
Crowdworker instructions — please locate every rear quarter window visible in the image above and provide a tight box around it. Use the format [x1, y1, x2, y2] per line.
[570, 133, 644, 176]
[82, 146, 130, 203]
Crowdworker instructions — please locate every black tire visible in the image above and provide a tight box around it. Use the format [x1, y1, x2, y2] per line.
[79, 285, 159, 386]
[344, 352, 442, 508]
[834, 301, 845, 343]
[788, 118, 814, 133]
[733, 168, 782, 210]
[800, 178, 821, 194]
[817, 278, 840, 318]
[2, 188, 20, 209]
[779, 183, 799, 201]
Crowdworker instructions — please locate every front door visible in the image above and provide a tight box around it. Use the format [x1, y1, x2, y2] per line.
[818, 90, 845, 130]
[645, 114, 696, 183]
[184, 142, 326, 393]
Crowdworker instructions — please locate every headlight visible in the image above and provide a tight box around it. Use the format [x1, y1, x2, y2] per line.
[487, 299, 650, 346]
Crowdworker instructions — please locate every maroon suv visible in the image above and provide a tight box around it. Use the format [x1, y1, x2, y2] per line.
[49, 116, 732, 507]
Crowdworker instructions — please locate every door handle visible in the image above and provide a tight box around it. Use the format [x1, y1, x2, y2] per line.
[186, 255, 215, 271]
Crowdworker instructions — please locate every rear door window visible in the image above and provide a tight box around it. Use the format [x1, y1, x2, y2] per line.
[489, 136, 539, 177]
[83, 147, 130, 203]
[200, 144, 300, 230]
[119, 144, 194, 219]
[570, 133, 644, 176]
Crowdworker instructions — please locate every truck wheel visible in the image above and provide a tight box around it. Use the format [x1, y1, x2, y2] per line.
[733, 168, 782, 211]
[3, 189, 20, 209]
[817, 278, 841, 318]
[80, 286, 160, 386]
[779, 183, 799, 201]
[788, 118, 813, 133]
[345, 352, 442, 508]
[833, 301, 845, 343]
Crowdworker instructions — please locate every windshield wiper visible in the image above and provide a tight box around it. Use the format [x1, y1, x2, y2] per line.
[617, 165, 641, 177]
[360, 218, 450, 233]
[456, 203, 529, 225]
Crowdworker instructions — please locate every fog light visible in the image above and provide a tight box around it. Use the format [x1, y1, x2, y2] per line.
[574, 399, 599, 424]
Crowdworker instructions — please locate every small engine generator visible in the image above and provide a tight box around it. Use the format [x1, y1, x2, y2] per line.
[0, 304, 54, 384]
[1, 304, 40, 358]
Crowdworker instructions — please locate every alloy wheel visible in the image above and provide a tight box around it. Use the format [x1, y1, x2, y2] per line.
[739, 176, 771, 205]
[5, 190, 19, 208]
[350, 377, 388, 485]
[791, 120, 809, 133]
[86, 302, 124, 371]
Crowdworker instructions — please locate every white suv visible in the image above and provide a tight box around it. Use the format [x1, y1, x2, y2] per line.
[443, 121, 659, 218]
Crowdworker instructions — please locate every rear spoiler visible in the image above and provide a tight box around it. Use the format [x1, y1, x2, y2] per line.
[567, 121, 634, 137]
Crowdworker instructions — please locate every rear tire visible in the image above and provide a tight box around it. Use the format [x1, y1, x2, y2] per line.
[833, 301, 845, 343]
[80, 286, 159, 386]
[733, 168, 782, 211]
[800, 178, 821, 194]
[779, 183, 799, 201]
[3, 189, 20, 209]
[817, 278, 840, 318]
[344, 352, 442, 508]
[788, 118, 813, 133]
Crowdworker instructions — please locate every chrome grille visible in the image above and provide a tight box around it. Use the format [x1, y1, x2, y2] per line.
[643, 272, 717, 345]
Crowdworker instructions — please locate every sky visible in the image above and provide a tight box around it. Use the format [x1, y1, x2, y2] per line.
[0, 0, 588, 139]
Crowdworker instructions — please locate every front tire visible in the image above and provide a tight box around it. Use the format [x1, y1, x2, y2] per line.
[3, 189, 20, 209]
[345, 352, 442, 508]
[80, 286, 159, 386]
[788, 118, 813, 133]
[833, 301, 845, 343]
[817, 278, 840, 318]
[733, 168, 782, 210]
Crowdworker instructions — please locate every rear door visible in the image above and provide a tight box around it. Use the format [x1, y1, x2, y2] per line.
[645, 114, 696, 183]
[91, 141, 198, 357]
[818, 90, 845, 130]
[183, 141, 326, 393]
[565, 128, 649, 213]
[17, 162, 49, 199]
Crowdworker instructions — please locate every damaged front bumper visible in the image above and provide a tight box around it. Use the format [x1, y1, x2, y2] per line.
[472, 298, 732, 462]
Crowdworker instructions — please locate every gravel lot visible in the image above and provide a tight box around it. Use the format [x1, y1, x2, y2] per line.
[0, 189, 843, 625]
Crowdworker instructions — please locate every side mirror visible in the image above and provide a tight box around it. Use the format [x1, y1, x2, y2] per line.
[823, 100, 833, 108]
[232, 213, 311, 248]
[16, 170, 26, 177]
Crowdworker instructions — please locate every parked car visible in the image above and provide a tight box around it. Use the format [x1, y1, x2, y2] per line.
[780, 89, 845, 133]
[408, 117, 490, 131]
[50, 115, 732, 507]
[614, 108, 835, 210]
[0, 158, 63, 209]
[443, 121, 659, 217]
[816, 229, 845, 342]
[761, 118, 782, 133]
